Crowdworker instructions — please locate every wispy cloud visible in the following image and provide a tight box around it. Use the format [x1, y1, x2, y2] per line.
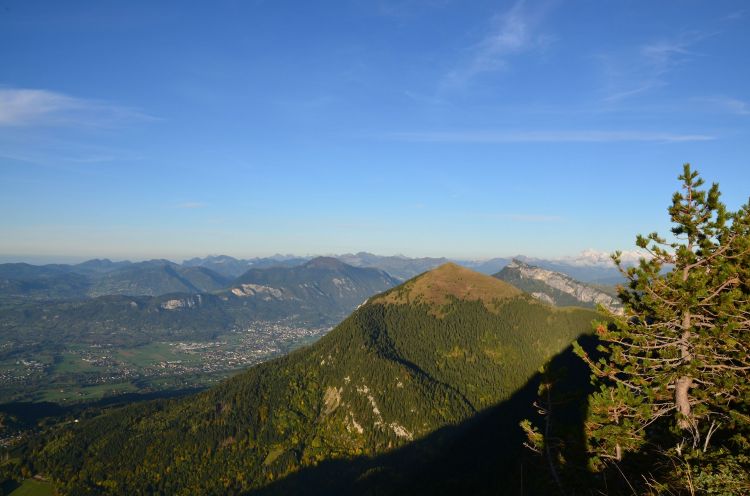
[442, 0, 554, 88]
[0, 87, 154, 127]
[387, 130, 714, 143]
[697, 96, 750, 115]
[175, 202, 208, 209]
[724, 10, 745, 21]
[599, 31, 714, 103]
[602, 82, 668, 103]
[641, 39, 694, 71]
[0, 134, 144, 173]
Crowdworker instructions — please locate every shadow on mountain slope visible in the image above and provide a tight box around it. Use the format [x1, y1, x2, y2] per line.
[0, 387, 204, 429]
[250, 335, 599, 496]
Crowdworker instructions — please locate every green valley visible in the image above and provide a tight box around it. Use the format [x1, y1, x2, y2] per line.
[0, 258, 397, 404]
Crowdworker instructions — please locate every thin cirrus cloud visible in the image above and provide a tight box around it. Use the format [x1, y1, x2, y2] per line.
[697, 96, 750, 116]
[600, 30, 717, 103]
[387, 130, 715, 143]
[0, 87, 155, 127]
[641, 39, 694, 72]
[441, 0, 555, 88]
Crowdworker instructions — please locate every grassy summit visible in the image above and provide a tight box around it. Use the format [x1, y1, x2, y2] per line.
[372, 262, 521, 315]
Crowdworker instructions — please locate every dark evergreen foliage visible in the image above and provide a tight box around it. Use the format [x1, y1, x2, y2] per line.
[524, 165, 750, 495]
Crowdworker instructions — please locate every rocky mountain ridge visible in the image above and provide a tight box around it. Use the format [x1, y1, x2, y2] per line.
[495, 259, 623, 314]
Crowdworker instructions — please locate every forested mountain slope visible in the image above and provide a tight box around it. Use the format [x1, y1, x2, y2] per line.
[25, 264, 596, 495]
[229, 257, 399, 320]
[87, 262, 232, 297]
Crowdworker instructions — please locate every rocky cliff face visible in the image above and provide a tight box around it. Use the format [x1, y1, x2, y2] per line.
[495, 259, 623, 314]
[159, 294, 204, 310]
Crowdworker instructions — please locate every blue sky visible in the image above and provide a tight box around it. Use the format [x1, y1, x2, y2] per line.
[1, 0, 749, 262]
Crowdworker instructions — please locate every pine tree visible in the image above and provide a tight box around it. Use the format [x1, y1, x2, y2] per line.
[574, 164, 750, 492]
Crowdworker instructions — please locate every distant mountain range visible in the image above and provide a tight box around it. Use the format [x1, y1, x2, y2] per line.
[29, 264, 597, 495]
[182, 254, 310, 278]
[181, 249, 637, 283]
[338, 252, 512, 279]
[0, 251, 626, 301]
[0, 258, 400, 356]
[336, 252, 452, 280]
[0, 259, 232, 300]
[0, 256, 388, 301]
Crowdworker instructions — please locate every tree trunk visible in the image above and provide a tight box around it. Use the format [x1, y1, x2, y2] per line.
[675, 374, 693, 429]
[676, 303, 693, 430]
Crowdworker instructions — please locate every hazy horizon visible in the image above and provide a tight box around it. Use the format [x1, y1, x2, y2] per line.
[0, 247, 645, 267]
